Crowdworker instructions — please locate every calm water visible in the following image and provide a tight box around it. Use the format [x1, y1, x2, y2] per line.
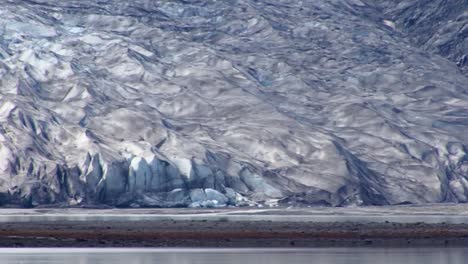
[3, 206, 468, 224]
[0, 248, 467, 264]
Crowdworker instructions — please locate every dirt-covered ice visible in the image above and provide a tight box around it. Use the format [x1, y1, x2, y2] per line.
[0, 0, 466, 207]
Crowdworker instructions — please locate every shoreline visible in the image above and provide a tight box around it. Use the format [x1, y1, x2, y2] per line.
[0, 220, 468, 248]
[0, 206, 467, 248]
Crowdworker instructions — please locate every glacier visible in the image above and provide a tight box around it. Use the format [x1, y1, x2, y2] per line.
[0, 0, 466, 207]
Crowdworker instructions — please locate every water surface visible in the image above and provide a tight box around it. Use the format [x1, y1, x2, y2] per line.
[2, 205, 468, 224]
[0, 248, 466, 264]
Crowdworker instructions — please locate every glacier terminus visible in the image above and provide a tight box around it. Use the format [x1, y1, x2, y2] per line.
[0, 0, 467, 208]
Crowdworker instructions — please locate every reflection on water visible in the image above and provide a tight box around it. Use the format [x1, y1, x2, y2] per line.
[0, 248, 467, 264]
[3, 206, 468, 224]
[3, 214, 468, 224]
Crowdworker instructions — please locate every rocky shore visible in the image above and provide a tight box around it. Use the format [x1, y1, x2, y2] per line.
[1, 220, 468, 248]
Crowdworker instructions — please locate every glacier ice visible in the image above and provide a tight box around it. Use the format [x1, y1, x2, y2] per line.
[0, 0, 466, 207]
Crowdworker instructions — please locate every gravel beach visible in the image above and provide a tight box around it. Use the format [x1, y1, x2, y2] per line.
[0, 206, 467, 247]
[1, 220, 468, 248]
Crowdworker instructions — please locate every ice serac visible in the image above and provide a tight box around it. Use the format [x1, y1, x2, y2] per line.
[0, 0, 467, 207]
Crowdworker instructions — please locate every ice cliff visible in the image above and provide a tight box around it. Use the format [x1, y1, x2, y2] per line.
[0, 0, 467, 207]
